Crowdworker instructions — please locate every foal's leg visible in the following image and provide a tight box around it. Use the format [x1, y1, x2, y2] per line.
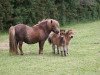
[57, 46, 59, 54]
[18, 41, 24, 55]
[66, 45, 68, 54]
[52, 44, 55, 54]
[63, 46, 67, 56]
[60, 47, 63, 56]
[39, 41, 45, 54]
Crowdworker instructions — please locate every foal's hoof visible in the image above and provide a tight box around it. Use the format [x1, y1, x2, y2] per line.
[53, 52, 56, 54]
[39, 52, 43, 54]
[20, 53, 24, 55]
[64, 54, 66, 56]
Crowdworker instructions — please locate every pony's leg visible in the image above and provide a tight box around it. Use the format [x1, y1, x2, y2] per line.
[18, 41, 24, 55]
[60, 47, 63, 56]
[63, 46, 67, 56]
[39, 41, 45, 54]
[66, 45, 68, 54]
[52, 44, 55, 54]
[57, 46, 59, 54]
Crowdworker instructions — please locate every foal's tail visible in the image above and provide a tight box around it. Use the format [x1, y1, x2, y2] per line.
[9, 26, 18, 55]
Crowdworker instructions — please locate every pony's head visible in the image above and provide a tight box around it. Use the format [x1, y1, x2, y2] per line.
[47, 19, 60, 34]
[65, 30, 74, 38]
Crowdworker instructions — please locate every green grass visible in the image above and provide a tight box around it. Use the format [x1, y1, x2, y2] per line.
[0, 21, 100, 75]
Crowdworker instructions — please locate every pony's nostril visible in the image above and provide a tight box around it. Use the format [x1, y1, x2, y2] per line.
[56, 31, 59, 34]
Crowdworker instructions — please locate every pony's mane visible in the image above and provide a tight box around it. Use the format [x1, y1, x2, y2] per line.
[34, 19, 48, 26]
[34, 19, 59, 26]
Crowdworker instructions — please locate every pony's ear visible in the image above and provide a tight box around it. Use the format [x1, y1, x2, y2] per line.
[51, 20, 52, 23]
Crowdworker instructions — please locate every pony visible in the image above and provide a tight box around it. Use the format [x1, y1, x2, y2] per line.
[48, 29, 67, 56]
[48, 29, 74, 56]
[64, 29, 74, 55]
[9, 19, 60, 55]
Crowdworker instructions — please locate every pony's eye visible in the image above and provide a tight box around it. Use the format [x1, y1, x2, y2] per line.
[52, 25, 55, 28]
[53, 25, 55, 27]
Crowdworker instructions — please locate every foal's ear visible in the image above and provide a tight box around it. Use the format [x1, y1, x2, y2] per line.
[51, 20, 52, 23]
[65, 30, 69, 35]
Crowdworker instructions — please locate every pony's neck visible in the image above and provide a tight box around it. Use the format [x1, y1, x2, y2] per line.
[37, 21, 51, 35]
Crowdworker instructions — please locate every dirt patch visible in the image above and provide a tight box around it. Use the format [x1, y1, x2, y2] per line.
[0, 42, 9, 50]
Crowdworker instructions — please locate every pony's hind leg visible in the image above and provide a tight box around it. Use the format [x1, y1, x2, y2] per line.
[57, 46, 59, 54]
[60, 47, 63, 56]
[18, 41, 24, 55]
[52, 44, 55, 54]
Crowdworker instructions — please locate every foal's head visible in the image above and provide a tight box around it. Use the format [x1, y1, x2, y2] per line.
[65, 30, 74, 39]
[59, 29, 66, 44]
[47, 19, 60, 34]
[60, 29, 66, 38]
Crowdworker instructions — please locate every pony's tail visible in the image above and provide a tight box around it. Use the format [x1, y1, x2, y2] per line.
[48, 37, 52, 44]
[9, 26, 18, 55]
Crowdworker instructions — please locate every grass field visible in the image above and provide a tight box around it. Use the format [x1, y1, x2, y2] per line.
[0, 21, 100, 75]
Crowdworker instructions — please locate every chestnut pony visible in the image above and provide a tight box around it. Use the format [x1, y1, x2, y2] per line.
[48, 29, 74, 56]
[9, 19, 60, 55]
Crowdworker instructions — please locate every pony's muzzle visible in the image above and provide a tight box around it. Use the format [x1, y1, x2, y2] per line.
[53, 30, 59, 34]
[55, 28, 60, 34]
[56, 30, 59, 34]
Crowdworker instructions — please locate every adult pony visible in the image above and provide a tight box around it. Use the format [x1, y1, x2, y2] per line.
[9, 19, 60, 55]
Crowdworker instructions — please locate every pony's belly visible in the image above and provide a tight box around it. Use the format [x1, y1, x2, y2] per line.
[24, 38, 38, 44]
[24, 41, 38, 44]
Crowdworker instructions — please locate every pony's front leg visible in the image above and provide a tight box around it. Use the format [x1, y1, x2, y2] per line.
[63, 46, 67, 56]
[52, 44, 55, 54]
[60, 47, 63, 56]
[39, 41, 45, 54]
[18, 41, 24, 55]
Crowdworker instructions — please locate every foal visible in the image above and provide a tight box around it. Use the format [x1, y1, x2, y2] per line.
[48, 29, 74, 56]
[48, 29, 67, 56]
[65, 30, 74, 54]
